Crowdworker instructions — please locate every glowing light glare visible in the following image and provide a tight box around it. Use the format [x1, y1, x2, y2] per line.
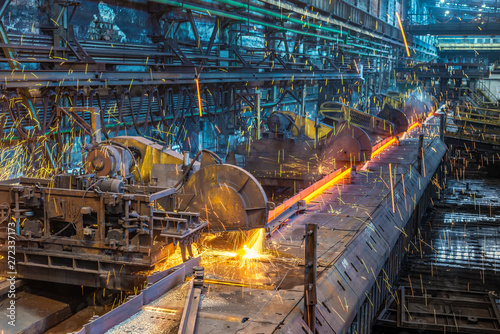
[149, 229, 272, 285]
[407, 122, 421, 132]
[401, 122, 422, 140]
[304, 168, 351, 203]
[396, 12, 411, 58]
[240, 228, 265, 259]
[195, 78, 203, 117]
[371, 137, 397, 159]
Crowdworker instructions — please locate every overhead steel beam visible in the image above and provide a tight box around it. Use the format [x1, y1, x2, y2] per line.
[152, 0, 345, 44]
[304, 223, 317, 332]
[259, 0, 406, 48]
[436, 43, 500, 50]
[0, 69, 361, 88]
[409, 22, 500, 35]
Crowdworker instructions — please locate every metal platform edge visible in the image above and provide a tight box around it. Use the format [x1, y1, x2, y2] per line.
[70, 257, 200, 334]
[277, 134, 448, 333]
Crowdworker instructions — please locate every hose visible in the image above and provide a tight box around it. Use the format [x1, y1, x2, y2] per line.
[173, 149, 223, 189]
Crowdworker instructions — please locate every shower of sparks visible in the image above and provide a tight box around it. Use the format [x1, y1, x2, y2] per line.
[240, 228, 265, 259]
[0, 97, 68, 180]
[151, 228, 278, 286]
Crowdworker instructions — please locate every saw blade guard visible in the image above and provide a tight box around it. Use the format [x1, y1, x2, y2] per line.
[176, 161, 268, 232]
[319, 121, 372, 172]
[404, 96, 429, 124]
[377, 105, 409, 134]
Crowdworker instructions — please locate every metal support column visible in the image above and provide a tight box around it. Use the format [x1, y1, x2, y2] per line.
[364, 75, 370, 112]
[304, 223, 317, 332]
[378, 58, 383, 93]
[439, 113, 445, 141]
[178, 266, 205, 334]
[300, 84, 307, 135]
[256, 91, 261, 140]
[238, 92, 261, 140]
[418, 134, 424, 175]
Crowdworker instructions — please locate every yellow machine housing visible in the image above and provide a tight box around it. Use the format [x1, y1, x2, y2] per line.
[110, 136, 189, 185]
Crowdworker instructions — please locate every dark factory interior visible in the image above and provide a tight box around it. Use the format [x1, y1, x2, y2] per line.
[0, 0, 499, 333]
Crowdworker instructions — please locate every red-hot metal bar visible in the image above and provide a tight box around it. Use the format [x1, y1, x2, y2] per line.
[267, 120, 424, 229]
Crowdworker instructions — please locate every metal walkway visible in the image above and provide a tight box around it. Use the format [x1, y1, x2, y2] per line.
[375, 177, 500, 333]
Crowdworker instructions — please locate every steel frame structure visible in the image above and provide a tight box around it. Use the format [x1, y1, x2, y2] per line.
[0, 0, 435, 174]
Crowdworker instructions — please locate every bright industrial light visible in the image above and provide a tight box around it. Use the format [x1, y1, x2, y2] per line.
[445, 10, 449, 14]
[478, 13, 482, 16]
[479, 8, 483, 11]
[482, 4, 486, 7]
[440, 0, 444, 3]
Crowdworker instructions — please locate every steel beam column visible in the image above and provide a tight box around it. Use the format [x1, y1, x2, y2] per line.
[178, 266, 205, 334]
[418, 134, 424, 175]
[304, 223, 317, 332]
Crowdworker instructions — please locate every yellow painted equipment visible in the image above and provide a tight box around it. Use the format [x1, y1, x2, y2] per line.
[85, 136, 269, 232]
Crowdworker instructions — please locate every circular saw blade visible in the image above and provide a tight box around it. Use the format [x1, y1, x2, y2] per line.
[176, 164, 268, 232]
[319, 121, 372, 171]
[404, 97, 429, 123]
[377, 105, 409, 133]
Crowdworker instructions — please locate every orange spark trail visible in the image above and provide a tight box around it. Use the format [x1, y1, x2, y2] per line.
[396, 12, 411, 58]
[195, 78, 203, 117]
